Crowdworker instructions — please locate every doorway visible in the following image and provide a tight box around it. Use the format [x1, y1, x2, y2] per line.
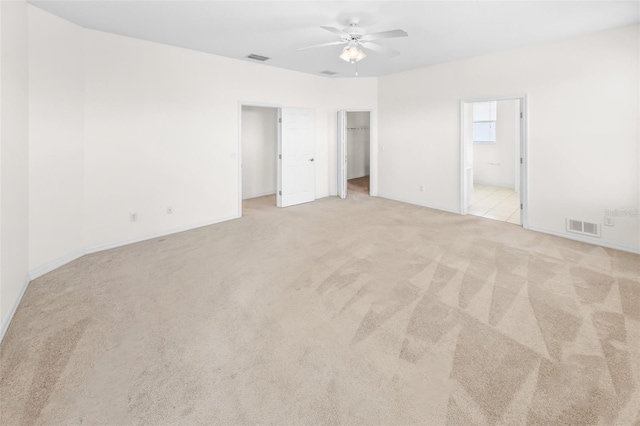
[241, 105, 278, 204]
[460, 96, 528, 227]
[239, 104, 316, 216]
[337, 110, 372, 199]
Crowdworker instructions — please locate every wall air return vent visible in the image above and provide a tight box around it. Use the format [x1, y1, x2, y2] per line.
[319, 70, 338, 76]
[246, 54, 270, 61]
[566, 218, 601, 237]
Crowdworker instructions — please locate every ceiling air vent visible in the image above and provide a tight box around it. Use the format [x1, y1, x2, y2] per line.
[566, 218, 601, 237]
[319, 70, 338, 76]
[246, 54, 270, 62]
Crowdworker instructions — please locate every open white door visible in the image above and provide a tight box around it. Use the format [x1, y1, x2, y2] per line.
[277, 108, 316, 208]
[337, 111, 347, 199]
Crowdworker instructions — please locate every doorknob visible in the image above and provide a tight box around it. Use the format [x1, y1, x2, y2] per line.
[309, 158, 315, 162]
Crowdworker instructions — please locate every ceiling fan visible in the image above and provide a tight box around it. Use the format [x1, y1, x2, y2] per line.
[298, 17, 408, 64]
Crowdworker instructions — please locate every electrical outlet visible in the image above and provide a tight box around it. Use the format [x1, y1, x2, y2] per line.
[604, 217, 614, 227]
[130, 213, 138, 222]
[167, 207, 173, 215]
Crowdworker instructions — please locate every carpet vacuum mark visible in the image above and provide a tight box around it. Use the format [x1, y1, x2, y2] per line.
[1, 194, 639, 425]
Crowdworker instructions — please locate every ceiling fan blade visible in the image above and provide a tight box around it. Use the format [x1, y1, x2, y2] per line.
[297, 41, 347, 51]
[361, 29, 408, 41]
[320, 26, 349, 37]
[360, 42, 400, 57]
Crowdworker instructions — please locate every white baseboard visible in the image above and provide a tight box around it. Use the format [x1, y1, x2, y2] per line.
[376, 193, 460, 215]
[29, 216, 240, 278]
[375, 194, 638, 254]
[85, 215, 240, 254]
[473, 180, 516, 189]
[29, 249, 87, 281]
[0, 276, 30, 344]
[2, 215, 241, 344]
[242, 190, 276, 200]
[347, 173, 369, 180]
[526, 225, 640, 254]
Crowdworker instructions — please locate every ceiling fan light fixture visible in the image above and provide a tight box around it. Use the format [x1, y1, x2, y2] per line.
[340, 44, 366, 63]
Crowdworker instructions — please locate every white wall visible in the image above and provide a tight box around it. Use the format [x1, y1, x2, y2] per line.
[3, 7, 376, 335]
[5, 6, 637, 343]
[0, 0, 30, 338]
[473, 99, 518, 188]
[378, 24, 639, 252]
[28, 6, 85, 275]
[82, 28, 377, 250]
[347, 111, 370, 179]
[18, 7, 377, 266]
[242, 106, 277, 199]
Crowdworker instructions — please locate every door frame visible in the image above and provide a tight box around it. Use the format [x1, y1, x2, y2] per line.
[459, 95, 529, 228]
[237, 101, 282, 218]
[336, 109, 376, 197]
[337, 111, 347, 199]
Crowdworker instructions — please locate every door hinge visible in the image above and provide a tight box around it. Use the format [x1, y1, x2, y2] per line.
[520, 203, 523, 210]
[279, 190, 282, 195]
[520, 112, 523, 118]
[278, 118, 282, 123]
[520, 158, 523, 164]
[279, 154, 282, 159]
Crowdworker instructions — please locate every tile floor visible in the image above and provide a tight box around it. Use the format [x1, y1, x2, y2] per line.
[468, 184, 521, 225]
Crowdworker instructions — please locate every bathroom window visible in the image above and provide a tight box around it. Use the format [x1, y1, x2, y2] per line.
[473, 101, 497, 143]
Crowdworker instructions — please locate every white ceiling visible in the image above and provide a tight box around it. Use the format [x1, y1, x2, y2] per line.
[29, 1, 639, 78]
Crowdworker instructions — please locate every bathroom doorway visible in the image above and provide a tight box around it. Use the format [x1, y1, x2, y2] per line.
[460, 96, 528, 226]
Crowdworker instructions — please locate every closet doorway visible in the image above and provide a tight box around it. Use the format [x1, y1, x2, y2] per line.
[337, 110, 371, 198]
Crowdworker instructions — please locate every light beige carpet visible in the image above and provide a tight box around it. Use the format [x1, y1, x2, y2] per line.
[1, 193, 639, 425]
